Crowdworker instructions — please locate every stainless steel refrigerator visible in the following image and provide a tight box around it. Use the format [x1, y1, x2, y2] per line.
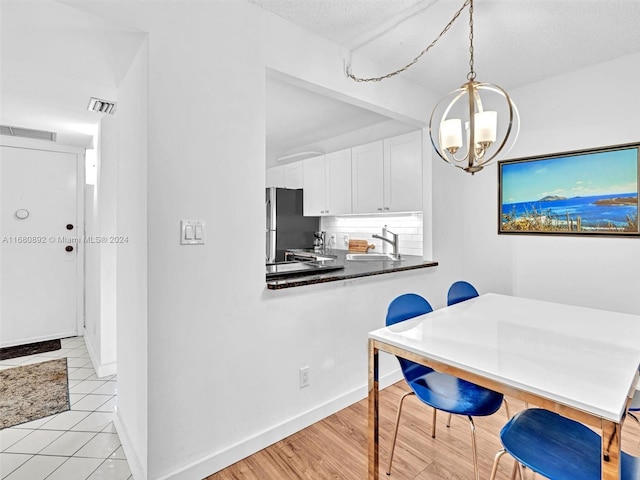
[266, 187, 319, 263]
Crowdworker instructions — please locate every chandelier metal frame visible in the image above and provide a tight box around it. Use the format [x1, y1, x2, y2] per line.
[347, 0, 520, 174]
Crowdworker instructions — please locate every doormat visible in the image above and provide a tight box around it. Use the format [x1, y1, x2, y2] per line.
[0, 358, 69, 429]
[0, 339, 62, 361]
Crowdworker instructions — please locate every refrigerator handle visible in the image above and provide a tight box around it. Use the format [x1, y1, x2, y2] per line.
[265, 188, 276, 263]
[266, 230, 276, 263]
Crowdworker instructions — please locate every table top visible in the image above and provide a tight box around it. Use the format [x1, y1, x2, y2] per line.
[369, 293, 640, 422]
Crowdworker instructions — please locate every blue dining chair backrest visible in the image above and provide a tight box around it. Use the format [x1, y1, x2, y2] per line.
[386, 293, 434, 383]
[386, 293, 433, 326]
[447, 281, 479, 306]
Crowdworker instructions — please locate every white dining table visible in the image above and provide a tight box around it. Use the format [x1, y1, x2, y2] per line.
[368, 293, 640, 480]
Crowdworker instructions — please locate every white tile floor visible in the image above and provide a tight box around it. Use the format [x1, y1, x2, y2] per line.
[0, 337, 132, 480]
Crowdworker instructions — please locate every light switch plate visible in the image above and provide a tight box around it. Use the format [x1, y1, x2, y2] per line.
[181, 220, 205, 245]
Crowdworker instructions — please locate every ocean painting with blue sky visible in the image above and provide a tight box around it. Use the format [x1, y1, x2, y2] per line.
[499, 144, 639, 235]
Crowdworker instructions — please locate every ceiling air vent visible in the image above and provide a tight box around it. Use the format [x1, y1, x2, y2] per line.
[88, 97, 117, 115]
[0, 125, 57, 142]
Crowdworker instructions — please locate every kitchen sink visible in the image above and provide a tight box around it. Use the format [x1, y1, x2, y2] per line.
[285, 250, 336, 262]
[346, 253, 400, 261]
[311, 255, 335, 261]
[266, 260, 344, 279]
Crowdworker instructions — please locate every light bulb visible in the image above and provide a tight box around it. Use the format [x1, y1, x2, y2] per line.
[440, 118, 462, 151]
[474, 111, 497, 143]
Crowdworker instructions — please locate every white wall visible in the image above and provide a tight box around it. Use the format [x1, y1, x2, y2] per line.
[146, 6, 441, 479]
[112, 38, 149, 480]
[457, 52, 640, 314]
[65, 3, 640, 480]
[64, 2, 445, 479]
[84, 119, 119, 377]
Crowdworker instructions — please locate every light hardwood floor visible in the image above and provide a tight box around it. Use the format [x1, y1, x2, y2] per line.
[206, 381, 640, 479]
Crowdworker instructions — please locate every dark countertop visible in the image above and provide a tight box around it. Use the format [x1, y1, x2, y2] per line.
[266, 249, 438, 290]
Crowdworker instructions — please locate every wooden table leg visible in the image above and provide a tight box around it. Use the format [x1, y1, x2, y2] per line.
[601, 419, 621, 480]
[368, 339, 379, 480]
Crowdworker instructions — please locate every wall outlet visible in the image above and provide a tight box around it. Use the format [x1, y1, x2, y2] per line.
[343, 234, 350, 247]
[299, 366, 310, 388]
[330, 234, 336, 247]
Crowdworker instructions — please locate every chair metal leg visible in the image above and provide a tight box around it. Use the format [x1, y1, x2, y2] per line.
[489, 449, 507, 480]
[446, 412, 452, 428]
[432, 408, 437, 438]
[467, 416, 480, 480]
[386, 391, 415, 475]
[503, 398, 511, 418]
[510, 460, 522, 480]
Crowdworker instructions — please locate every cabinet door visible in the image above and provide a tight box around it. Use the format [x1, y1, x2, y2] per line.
[325, 149, 351, 215]
[266, 166, 285, 188]
[351, 141, 384, 214]
[302, 155, 326, 216]
[384, 130, 422, 212]
[283, 162, 303, 189]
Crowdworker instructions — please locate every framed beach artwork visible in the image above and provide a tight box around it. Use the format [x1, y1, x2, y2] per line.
[498, 143, 640, 236]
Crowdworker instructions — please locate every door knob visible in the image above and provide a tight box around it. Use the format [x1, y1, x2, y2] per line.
[65, 246, 74, 252]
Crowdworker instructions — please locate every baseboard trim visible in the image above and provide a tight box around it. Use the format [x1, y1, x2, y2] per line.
[156, 369, 403, 480]
[83, 329, 117, 378]
[113, 411, 147, 480]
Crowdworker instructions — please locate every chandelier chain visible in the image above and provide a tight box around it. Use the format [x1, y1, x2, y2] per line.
[347, 0, 471, 83]
[467, 0, 476, 80]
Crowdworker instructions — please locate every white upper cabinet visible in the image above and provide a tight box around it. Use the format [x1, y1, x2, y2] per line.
[266, 162, 303, 189]
[384, 130, 422, 212]
[302, 149, 352, 216]
[325, 149, 352, 215]
[273, 130, 421, 216]
[283, 162, 303, 189]
[266, 165, 285, 188]
[302, 155, 326, 216]
[352, 130, 422, 214]
[351, 140, 384, 214]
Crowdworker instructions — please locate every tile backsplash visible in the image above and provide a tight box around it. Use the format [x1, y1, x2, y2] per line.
[321, 213, 423, 256]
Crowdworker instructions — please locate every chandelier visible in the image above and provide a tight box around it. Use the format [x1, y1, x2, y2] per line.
[347, 0, 519, 174]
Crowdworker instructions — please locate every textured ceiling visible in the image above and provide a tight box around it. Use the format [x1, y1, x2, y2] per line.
[250, 0, 431, 50]
[250, 0, 640, 95]
[257, 0, 640, 159]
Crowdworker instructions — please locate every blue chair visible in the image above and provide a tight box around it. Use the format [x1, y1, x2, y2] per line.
[489, 408, 640, 480]
[385, 293, 505, 480]
[446, 281, 512, 425]
[447, 280, 479, 306]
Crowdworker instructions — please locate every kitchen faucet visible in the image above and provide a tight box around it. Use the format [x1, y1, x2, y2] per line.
[372, 226, 399, 259]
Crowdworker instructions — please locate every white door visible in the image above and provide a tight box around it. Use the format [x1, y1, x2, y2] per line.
[1, 145, 80, 347]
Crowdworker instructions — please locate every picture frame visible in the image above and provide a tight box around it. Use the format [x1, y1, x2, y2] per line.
[498, 142, 639, 236]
